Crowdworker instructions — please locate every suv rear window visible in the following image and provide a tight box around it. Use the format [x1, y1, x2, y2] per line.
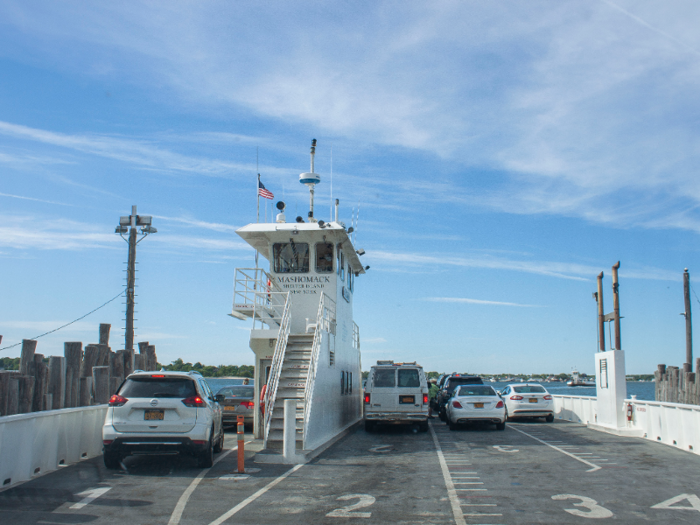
[513, 385, 546, 393]
[398, 369, 420, 387]
[217, 386, 254, 397]
[373, 369, 395, 387]
[119, 377, 197, 398]
[445, 377, 483, 393]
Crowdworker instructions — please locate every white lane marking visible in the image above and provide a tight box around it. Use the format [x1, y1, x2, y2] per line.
[429, 422, 466, 525]
[454, 482, 484, 485]
[461, 504, 497, 506]
[509, 427, 601, 473]
[369, 445, 393, 453]
[651, 493, 700, 511]
[452, 476, 480, 478]
[208, 464, 304, 525]
[463, 513, 503, 517]
[168, 442, 248, 525]
[493, 445, 518, 453]
[70, 487, 111, 509]
[455, 489, 488, 491]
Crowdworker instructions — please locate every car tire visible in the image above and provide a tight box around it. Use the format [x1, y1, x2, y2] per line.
[213, 428, 224, 453]
[496, 421, 506, 431]
[103, 451, 121, 470]
[364, 420, 375, 433]
[545, 414, 554, 423]
[198, 434, 214, 468]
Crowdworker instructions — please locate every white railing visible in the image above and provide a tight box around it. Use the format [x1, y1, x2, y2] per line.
[552, 395, 597, 424]
[302, 294, 336, 449]
[262, 295, 292, 448]
[232, 268, 288, 330]
[627, 398, 700, 456]
[0, 405, 107, 490]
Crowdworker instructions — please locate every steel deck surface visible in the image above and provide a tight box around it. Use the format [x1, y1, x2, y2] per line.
[1, 419, 699, 524]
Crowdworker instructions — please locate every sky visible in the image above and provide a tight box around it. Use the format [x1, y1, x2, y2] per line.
[1, 1, 700, 375]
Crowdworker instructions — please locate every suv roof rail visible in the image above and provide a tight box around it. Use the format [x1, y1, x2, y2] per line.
[376, 360, 394, 365]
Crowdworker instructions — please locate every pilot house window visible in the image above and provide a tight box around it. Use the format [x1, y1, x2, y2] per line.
[273, 242, 309, 273]
[315, 243, 334, 273]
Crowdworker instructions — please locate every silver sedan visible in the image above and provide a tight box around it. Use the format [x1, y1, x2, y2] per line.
[445, 385, 506, 430]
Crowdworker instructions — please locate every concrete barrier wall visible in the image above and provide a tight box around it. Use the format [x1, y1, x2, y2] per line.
[627, 398, 700, 456]
[553, 395, 597, 424]
[0, 405, 107, 490]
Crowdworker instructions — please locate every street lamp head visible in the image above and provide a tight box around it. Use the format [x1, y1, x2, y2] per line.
[115, 226, 129, 234]
[119, 217, 130, 226]
[141, 226, 157, 234]
[136, 215, 152, 226]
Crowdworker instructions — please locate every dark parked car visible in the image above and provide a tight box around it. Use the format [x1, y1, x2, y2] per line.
[215, 385, 255, 427]
[437, 374, 483, 421]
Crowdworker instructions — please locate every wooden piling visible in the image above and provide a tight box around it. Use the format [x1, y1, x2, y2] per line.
[146, 345, 157, 371]
[64, 342, 82, 408]
[32, 354, 47, 412]
[134, 354, 146, 371]
[124, 349, 135, 377]
[19, 339, 37, 376]
[18, 376, 35, 414]
[0, 371, 20, 416]
[5, 375, 19, 415]
[99, 323, 111, 346]
[79, 377, 93, 406]
[81, 345, 101, 377]
[92, 366, 110, 404]
[47, 356, 65, 410]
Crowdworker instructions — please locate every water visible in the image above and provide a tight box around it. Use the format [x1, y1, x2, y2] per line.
[487, 381, 655, 401]
[205, 377, 255, 395]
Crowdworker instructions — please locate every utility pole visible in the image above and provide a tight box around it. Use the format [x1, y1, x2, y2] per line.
[115, 206, 157, 351]
[597, 272, 605, 352]
[683, 268, 692, 373]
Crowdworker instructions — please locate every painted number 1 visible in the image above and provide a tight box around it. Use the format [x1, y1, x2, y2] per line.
[326, 494, 376, 518]
[552, 494, 613, 518]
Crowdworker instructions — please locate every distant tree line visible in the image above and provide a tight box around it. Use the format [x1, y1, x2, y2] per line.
[0, 357, 20, 370]
[158, 358, 254, 378]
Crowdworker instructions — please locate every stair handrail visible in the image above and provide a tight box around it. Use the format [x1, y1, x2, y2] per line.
[232, 268, 287, 330]
[262, 292, 292, 448]
[302, 293, 336, 449]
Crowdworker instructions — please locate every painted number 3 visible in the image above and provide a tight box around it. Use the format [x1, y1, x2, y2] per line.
[326, 494, 376, 518]
[552, 494, 614, 519]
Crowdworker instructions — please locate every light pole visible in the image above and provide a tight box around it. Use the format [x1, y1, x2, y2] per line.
[115, 205, 157, 351]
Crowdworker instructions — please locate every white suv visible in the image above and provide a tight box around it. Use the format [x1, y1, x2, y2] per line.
[363, 361, 429, 432]
[102, 371, 224, 469]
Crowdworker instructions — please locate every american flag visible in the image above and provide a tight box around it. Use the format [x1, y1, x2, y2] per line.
[258, 180, 274, 200]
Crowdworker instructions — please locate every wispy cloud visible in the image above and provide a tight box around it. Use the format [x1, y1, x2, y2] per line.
[154, 215, 240, 233]
[0, 191, 74, 207]
[425, 297, 541, 308]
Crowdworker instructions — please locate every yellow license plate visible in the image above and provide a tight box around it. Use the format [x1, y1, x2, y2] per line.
[529, 398, 538, 403]
[224, 406, 237, 411]
[399, 395, 415, 404]
[474, 403, 484, 408]
[144, 409, 164, 420]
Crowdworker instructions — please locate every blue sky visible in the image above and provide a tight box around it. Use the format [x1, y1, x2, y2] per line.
[1, 1, 699, 375]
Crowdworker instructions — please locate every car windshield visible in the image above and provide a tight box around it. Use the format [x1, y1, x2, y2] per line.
[373, 369, 396, 387]
[513, 385, 546, 393]
[397, 369, 420, 387]
[119, 377, 197, 398]
[456, 385, 496, 396]
[217, 386, 254, 398]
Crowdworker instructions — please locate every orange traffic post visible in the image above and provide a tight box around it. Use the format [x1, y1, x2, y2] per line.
[237, 415, 245, 473]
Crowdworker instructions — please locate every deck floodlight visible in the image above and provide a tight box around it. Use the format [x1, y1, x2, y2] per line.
[356, 249, 365, 256]
[347, 226, 354, 234]
[318, 220, 325, 228]
[364, 265, 370, 271]
[136, 215, 152, 226]
[296, 216, 304, 223]
[119, 216, 130, 226]
[115, 226, 129, 234]
[141, 226, 157, 234]
[276, 201, 286, 211]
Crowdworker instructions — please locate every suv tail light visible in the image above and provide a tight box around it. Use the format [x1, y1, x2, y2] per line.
[510, 395, 524, 400]
[452, 400, 463, 409]
[108, 395, 128, 407]
[241, 401, 254, 409]
[364, 393, 370, 404]
[495, 400, 504, 408]
[423, 393, 428, 404]
[543, 395, 552, 400]
[182, 396, 207, 407]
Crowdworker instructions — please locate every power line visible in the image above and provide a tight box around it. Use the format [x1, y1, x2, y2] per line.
[0, 287, 127, 352]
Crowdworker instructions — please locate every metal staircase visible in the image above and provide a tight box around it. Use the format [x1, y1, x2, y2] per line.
[265, 334, 313, 451]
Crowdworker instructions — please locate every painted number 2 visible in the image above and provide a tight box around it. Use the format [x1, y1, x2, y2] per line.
[552, 494, 614, 518]
[326, 494, 376, 518]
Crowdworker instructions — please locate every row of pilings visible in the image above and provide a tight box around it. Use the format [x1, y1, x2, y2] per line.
[655, 360, 700, 405]
[0, 323, 158, 416]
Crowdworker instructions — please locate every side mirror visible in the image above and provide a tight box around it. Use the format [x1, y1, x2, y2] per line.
[215, 394, 225, 403]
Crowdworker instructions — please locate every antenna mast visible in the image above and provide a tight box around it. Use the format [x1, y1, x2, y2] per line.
[299, 139, 321, 222]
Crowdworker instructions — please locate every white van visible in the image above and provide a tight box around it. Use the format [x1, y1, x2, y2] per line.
[363, 361, 429, 432]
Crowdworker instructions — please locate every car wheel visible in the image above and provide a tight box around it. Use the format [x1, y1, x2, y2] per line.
[103, 451, 121, 470]
[213, 428, 224, 453]
[198, 434, 214, 468]
[545, 414, 554, 423]
[364, 420, 375, 432]
[496, 421, 506, 431]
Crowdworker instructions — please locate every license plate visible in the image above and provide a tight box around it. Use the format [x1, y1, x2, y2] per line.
[399, 395, 415, 404]
[144, 409, 164, 420]
[224, 406, 236, 411]
[474, 403, 484, 408]
[529, 398, 538, 403]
